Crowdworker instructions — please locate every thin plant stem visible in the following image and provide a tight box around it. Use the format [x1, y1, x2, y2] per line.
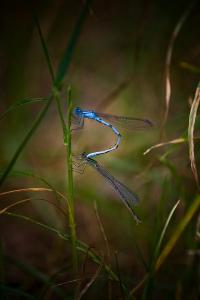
[52, 87, 68, 141]
[93, 200, 112, 300]
[114, 251, 127, 300]
[93, 200, 111, 263]
[33, 12, 55, 83]
[34, 13, 78, 274]
[66, 87, 78, 273]
[53, 85, 78, 273]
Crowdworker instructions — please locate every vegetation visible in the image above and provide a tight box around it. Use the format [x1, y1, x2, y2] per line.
[0, 1, 199, 299]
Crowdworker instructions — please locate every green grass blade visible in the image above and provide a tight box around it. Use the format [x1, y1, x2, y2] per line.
[114, 251, 129, 300]
[130, 196, 200, 296]
[0, 169, 68, 207]
[0, 1, 90, 187]
[0, 285, 38, 299]
[50, 87, 78, 272]
[55, 0, 92, 87]
[4, 211, 119, 283]
[34, 11, 78, 275]
[34, 12, 67, 144]
[33, 13, 55, 83]
[5, 255, 67, 299]
[155, 196, 200, 271]
[142, 200, 180, 299]
[132, 239, 148, 272]
[0, 95, 53, 187]
[66, 87, 78, 273]
[0, 98, 47, 121]
[153, 200, 180, 265]
[180, 62, 200, 74]
[5, 169, 57, 189]
[76, 263, 103, 300]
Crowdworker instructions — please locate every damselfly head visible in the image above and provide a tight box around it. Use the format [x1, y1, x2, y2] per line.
[81, 152, 96, 165]
[145, 119, 154, 127]
[81, 152, 88, 159]
[73, 107, 82, 116]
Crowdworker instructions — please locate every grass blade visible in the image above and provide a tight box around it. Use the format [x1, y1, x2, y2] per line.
[3, 211, 119, 283]
[160, 0, 198, 137]
[0, 187, 66, 201]
[20, 15, 78, 268]
[180, 62, 200, 74]
[155, 196, 200, 271]
[0, 95, 53, 187]
[5, 255, 66, 299]
[141, 200, 180, 299]
[143, 138, 186, 155]
[93, 200, 113, 299]
[0, 0, 91, 187]
[4, 169, 61, 190]
[0, 285, 37, 299]
[152, 200, 180, 266]
[55, 0, 92, 87]
[76, 264, 103, 300]
[130, 196, 200, 296]
[66, 87, 78, 273]
[188, 81, 200, 189]
[33, 13, 55, 83]
[97, 78, 132, 110]
[93, 200, 111, 263]
[114, 251, 128, 300]
[0, 97, 47, 121]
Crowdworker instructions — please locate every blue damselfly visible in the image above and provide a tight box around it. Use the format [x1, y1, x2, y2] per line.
[73, 107, 152, 159]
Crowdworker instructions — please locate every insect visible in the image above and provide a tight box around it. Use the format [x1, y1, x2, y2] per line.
[73, 152, 141, 224]
[73, 107, 153, 159]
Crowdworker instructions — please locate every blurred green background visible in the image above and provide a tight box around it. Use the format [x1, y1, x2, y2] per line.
[0, 0, 200, 299]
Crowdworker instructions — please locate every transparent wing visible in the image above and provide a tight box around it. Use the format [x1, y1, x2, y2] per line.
[88, 159, 141, 224]
[96, 112, 153, 131]
[72, 154, 87, 173]
[71, 114, 84, 131]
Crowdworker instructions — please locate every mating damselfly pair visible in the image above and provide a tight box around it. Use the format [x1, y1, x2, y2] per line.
[72, 107, 153, 224]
